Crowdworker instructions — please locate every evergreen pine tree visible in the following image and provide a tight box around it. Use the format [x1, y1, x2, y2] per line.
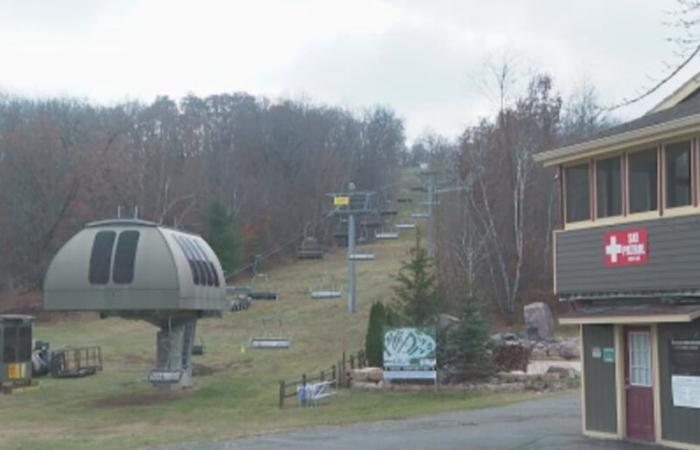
[392, 229, 439, 325]
[444, 297, 495, 380]
[365, 301, 386, 367]
[205, 201, 240, 274]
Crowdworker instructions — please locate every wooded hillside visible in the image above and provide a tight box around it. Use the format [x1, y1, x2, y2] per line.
[0, 94, 405, 294]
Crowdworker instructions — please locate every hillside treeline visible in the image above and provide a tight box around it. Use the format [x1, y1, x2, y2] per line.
[426, 73, 612, 323]
[0, 94, 405, 294]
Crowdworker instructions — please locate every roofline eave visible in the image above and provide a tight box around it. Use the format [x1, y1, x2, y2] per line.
[534, 112, 700, 166]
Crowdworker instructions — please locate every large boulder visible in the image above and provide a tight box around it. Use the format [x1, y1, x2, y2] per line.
[523, 302, 555, 341]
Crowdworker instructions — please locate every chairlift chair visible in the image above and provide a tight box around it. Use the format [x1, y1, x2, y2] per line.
[395, 223, 416, 229]
[249, 274, 279, 300]
[310, 274, 342, 299]
[360, 219, 381, 228]
[379, 209, 398, 217]
[249, 316, 291, 349]
[192, 338, 205, 356]
[397, 197, 413, 203]
[349, 253, 375, 261]
[375, 219, 399, 240]
[297, 236, 323, 259]
[226, 285, 252, 298]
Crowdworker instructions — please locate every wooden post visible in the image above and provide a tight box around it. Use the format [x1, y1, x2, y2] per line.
[350, 354, 355, 369]
[332, 365, 336, 384]
[278, 380, 285, 409]
[342, 352, 347, 387]
[320, 370, 325, 382]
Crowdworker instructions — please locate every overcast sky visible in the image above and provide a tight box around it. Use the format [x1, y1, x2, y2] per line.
[1, 0, 699, 141]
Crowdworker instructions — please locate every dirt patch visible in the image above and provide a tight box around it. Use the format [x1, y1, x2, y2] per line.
[192, 363, 217, 377]
[122, 354, 153, 365]
[221, 359, 254, 372]
[91, 390, 192, 408]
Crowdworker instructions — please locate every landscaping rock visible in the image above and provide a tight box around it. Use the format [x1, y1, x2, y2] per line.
[523, 302, 555, 340]
[546, 365, 580, 379]
[437, 313, 460, 330]
[558, 338, 581, 360]
[351, 380, 384, 390]
[490, 332, 519, 344]
[351, 367, 383, 383]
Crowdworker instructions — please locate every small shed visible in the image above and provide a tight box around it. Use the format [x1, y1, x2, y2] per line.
[534, 72, 700, 448]
[0, 315, 33, 387]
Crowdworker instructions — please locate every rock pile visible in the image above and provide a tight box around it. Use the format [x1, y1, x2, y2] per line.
[349, 367, 384, 390]
[489, 333, 581, 361]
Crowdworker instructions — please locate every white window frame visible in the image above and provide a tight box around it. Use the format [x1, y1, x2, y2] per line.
[628, 331, 652, 387]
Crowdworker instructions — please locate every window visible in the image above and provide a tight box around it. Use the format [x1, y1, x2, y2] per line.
[596, 156, 622, 218]
[3, 325, 16, 363]
[17, 326, 31, 361]
[89, 231, 116, 285]
[666, 141, 692, 208]
[192, 239, 220, 287]
[565, 163, 590, 222]
[628, 148, 658, 213]
[175, 236, 201, 285]
[2, 325, 32, 363]
[113, 231, 140, 284]
[629, 331, 652, 387]
[184, 238, 212, 286]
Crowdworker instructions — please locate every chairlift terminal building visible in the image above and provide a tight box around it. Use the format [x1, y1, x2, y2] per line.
[43, 219, 227, 389]
[535, 74, 700, 449]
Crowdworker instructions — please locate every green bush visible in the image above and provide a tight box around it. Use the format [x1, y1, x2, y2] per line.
[365, 301, 386, 367]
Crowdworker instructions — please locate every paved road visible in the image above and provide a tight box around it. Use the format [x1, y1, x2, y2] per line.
[184, 394, 662, 450]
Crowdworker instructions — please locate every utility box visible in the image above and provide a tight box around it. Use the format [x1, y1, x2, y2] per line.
[0, 315, 34, 390]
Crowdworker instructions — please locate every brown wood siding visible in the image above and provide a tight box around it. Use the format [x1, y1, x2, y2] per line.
[658, 321, 700, 445]
[583, 324, 618, 433]
[555, 214, 700, 294]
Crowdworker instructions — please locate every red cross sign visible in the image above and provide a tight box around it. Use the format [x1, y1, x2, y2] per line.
[603, 228, 648, 267]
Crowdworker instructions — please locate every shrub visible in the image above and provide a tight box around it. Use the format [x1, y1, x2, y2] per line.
[365, 301, 386, 367]
[493, 344, 530, 372]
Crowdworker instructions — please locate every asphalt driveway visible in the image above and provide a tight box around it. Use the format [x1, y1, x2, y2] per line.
[181, 393, 663, 450]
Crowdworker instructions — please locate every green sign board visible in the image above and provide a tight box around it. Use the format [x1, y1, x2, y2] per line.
[603, 347, 615, 363]
[383, 327, 436, 369]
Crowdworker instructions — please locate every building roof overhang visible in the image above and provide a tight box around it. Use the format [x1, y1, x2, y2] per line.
[534, 112, 700, 167]
[559, 302, 700, 325]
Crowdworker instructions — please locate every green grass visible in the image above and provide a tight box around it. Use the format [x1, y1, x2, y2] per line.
[0, 169, 552, 449]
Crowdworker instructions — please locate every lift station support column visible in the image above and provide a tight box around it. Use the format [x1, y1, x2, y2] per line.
[347, 213, 356, 314]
